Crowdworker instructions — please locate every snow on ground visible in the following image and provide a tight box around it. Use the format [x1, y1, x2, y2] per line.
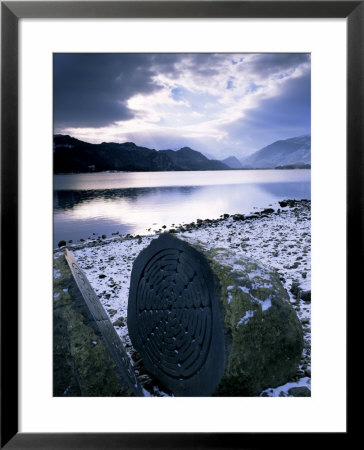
[55, 200, 311, 397]
[260, 377, 311, 397]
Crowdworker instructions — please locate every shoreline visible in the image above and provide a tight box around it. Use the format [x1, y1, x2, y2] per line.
[55, 166, 311, 176]
[54, 199, 311, 397]
[55, 198, 310, 250]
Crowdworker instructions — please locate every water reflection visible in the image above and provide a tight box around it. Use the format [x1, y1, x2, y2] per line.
[54, 186, 199, 211]
[54, 169, 310, 190]
[54, 170, 310, 245]
[257, 181, 310, 198]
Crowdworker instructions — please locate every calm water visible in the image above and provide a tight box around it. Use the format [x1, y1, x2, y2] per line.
[54, 170, 310, 246]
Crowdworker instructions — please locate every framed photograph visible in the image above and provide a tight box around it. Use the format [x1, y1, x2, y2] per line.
[2, 1, 360, 448]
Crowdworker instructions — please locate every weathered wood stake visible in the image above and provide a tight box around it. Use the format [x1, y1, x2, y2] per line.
[65, 249, 143, 396]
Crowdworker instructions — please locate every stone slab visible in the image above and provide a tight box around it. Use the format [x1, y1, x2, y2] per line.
[127, 233, 227, 396]
[65, 249, 143, 397]
[128, 233, 303, 397]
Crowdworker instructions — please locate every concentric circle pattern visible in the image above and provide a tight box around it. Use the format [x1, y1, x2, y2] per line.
[135, 248, 212, 380]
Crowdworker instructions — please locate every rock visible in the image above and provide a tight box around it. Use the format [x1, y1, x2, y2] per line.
[288, 386, 311, 397]
[301, 290, 311, 302]
[137, 374, 152, 383]
[128, 233, 303, 397]
[301, 317, 309, 324]
[232, 214, 245, 221]
[261, 208, 274, 214]
[290, 281, 300, 297]
[58, 240, 67, 248]
[101, 234, 107, 239]
[113, 317, 125, 327]
[279, 200, 299, 208]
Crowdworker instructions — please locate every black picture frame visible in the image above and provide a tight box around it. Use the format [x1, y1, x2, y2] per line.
[1, 1, 360, 448]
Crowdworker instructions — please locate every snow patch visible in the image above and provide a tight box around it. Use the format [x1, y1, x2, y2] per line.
[142, 388, 151, 397]
[237, 310, 255, 327]
[260, 377, 311, 397]
[53, 269, 61, 279]
[261, 296, 272, 311]
[239, 285, 250, 294]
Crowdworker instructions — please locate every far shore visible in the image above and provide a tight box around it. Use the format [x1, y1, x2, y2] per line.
[54, 166, 311, 176]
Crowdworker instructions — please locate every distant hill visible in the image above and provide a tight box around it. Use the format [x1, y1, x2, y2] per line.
[53, 135, 229, 173]
[221, 156, 243, 169]
[240, 135, 311, 169]
[160, 147, 228, 171]
[275, 164, 311, 170]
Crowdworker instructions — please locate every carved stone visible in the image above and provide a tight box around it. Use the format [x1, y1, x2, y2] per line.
[128, 233, 226, 396]
[128, 233, 303, 396]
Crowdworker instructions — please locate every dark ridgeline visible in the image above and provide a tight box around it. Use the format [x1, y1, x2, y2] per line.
[159, 147, 227, 171]
[53, 135, 229, 173]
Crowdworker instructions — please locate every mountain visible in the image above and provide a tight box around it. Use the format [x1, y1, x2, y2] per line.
[160, 147, 228, 171]
[54, 135, 175, 173]
[221, 156, 243, 169]
[240, 135, 311, 169]
[53, 135, 229, 173]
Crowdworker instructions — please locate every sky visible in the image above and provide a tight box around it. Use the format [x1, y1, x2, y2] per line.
[53, 53, 310, 159]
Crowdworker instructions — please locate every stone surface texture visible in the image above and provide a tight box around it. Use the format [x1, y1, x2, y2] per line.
[53, 251, 139, 396]
[128, 233, 226, 396]
[128, 233, 303, 396]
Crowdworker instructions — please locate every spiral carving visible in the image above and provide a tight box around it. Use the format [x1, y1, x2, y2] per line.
[136, 248, 212, 379]
[128, 234, 226, 396]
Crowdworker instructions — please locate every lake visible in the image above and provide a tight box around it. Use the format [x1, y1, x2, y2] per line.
[54, 169, 310, 246]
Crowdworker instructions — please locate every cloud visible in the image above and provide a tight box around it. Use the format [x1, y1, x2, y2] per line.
[239, 53, 311, 78]
[222, 70, 311, 156]
[54, 53, 310, 158]
[54, 53, 180, 128]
